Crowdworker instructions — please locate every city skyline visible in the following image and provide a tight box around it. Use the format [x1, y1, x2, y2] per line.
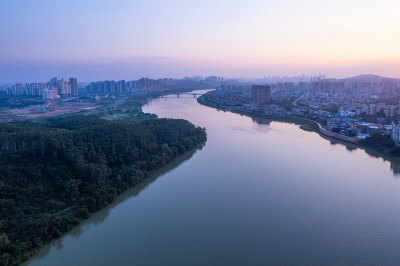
[1, 0, 400, 82]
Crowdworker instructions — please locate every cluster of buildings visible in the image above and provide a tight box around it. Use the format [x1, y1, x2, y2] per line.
[310, 76, 400, 97]
[264, 75, 400, 99]
[1, 77, 78, 100]
[218, 84, 272, 104]
[204, 76, 224, 86]
[86, 76, 222, 95]
[327, 118, 390, 137]
[337, 104, 399, 118]
[294, 94, 400, 142]
[212, 74, 400, 145]
[263, 73, 326, 84]
[325, 116, 400, 145]
[219, 84, 250, 94]
[87, 78, 176, 94]
[0, 75, 225, 100]
[271, 82, 302, 96]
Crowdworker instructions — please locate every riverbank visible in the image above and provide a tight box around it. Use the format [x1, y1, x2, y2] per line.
[197, 92, 400, 163]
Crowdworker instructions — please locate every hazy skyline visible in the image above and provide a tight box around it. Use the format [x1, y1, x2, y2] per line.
[1, 0, 399, 82]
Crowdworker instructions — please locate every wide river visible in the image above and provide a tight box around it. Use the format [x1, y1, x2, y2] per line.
[27, 91, 400, 265]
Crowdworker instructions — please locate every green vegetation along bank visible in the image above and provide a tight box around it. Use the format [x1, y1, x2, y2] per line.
[0, 100, 207, 265]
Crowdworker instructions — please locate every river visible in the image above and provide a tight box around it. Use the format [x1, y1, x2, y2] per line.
[26, 91, 400, 265]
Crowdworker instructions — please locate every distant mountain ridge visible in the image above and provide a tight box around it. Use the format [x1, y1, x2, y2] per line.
[342, 74, 400, 81]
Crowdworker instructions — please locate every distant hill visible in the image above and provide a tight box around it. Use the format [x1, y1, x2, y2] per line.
[343, 74, 400, 82]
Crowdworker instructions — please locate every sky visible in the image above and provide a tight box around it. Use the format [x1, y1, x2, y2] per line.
[0, 0, 399, 82]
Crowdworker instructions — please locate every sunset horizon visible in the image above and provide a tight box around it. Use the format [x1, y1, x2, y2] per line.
[1, 0, 399, 82]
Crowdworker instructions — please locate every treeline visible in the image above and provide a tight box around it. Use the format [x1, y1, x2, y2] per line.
[359, 133, 400, 156]
[0, 95, 44, 109]
[0, 115, 206, 265]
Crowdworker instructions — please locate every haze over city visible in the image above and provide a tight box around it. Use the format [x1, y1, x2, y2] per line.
[1, 0, 400, 82]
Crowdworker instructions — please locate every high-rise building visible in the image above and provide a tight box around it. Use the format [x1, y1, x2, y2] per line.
[116, 80, 126, 94]
[367, 104, 377, 116]
[284, 82, 294, 94]
[251, 85, 271, 104]
[69, 77, 78, 96]
[312, 79, 345, 94]
[50, 77, 57, 85]
[398, 101, 400, 115]
[58, 78, 71, 96]
[385, 106, 398, 118]
[392, 122, 400, 145]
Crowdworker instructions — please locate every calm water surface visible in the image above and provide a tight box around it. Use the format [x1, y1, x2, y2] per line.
[27, 91, 400, 265]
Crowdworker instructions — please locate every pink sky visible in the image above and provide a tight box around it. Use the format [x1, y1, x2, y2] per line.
[1, 0, 399, 82]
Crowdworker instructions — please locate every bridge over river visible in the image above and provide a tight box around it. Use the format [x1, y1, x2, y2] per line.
[160, 92, 204, 98]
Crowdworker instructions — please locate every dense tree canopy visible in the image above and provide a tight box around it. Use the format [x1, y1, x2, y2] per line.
[0, 115, 206, 265]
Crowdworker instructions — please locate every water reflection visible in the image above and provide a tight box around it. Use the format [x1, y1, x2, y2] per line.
[25, 144, 203, 265]
[251, 116, 272, 125]
[248, 116, 400, 176]
[391, 161, 400, 176]
[325, 139, 400, 176]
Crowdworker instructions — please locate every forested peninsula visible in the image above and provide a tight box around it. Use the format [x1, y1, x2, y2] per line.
[0, 98, 207, 265]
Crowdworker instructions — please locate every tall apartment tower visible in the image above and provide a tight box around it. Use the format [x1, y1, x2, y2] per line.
[251, 85, 271, 104]
[70, 77, 78, 96]
[58, 78, 71, 96]
[116, 80, 126, 94]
